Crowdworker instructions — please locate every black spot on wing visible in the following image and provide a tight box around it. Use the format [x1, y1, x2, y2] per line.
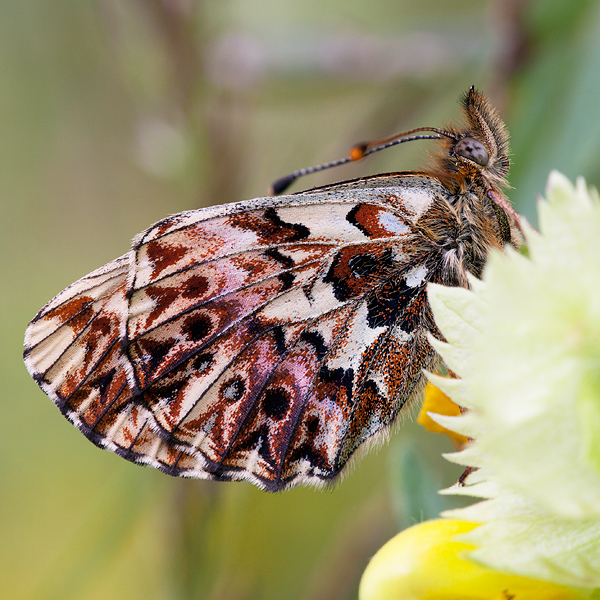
[236, 423, 273, 463]
[318, 365, 355, 406]
[93, 369, 116, 397]
[278, 271, 295, 290]
[272, 325, 287, 355]
[257, 430, 273, 462]
[144, 340, 171, 374]
[145, 378, 186, 406]
[300, 330, 328, 360]
[366, 279, 420, 328]
[193, 352, 214, 373]
[181, 275, 210, 299]
[288, 440, 328, 473]
[265, 207, 310, 241]
[262, 387, 290, 420]
[346, 204, 369, 236]
[264, 247, 295, 269]
[323, 247, 395, 302]
[183, 313, 213, 342]
[306, 415, 319, 434]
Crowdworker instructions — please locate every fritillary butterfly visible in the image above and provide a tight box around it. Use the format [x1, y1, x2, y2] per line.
[23, 88, 519, 491]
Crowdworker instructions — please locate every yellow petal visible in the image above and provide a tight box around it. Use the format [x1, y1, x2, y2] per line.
[359, 520, 587, 600]
[417, 382, 469, 447]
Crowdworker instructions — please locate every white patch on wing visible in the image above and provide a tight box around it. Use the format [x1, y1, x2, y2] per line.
[309, 316, 343, 345]
[361, 414, 382, 439]
[308, 279, 346, 312]
[377, 211, 410, 235]
[147, 436, 166, 462]
[391, 246, 407, 264]
[259, 288, 313, 322]
[293, 458, 313, 477]
[128, 290, 159, 321]
[400, 188, 435, 219]
[391, 327, 412, 344]
[405, 264, 428, 287]
[156, 362, 233, 438]
[369, 372, 388, 397]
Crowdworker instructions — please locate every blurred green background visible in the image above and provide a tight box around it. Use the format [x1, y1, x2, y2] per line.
[3, 1, 600, 598]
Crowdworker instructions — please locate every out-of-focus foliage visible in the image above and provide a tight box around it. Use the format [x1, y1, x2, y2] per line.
[3, 1, 600, 599]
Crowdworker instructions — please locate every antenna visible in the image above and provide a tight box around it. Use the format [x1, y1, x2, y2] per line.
[269, 127, 456, 195]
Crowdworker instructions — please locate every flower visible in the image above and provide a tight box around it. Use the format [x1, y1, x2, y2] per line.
[359, 519, 587, 600]
[417, 382, 469, 447]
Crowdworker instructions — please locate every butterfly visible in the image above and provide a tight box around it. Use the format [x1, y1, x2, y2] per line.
[23, 87, 520, 491]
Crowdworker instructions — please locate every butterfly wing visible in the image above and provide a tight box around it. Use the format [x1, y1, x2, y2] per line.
[24, 174, 448, 490]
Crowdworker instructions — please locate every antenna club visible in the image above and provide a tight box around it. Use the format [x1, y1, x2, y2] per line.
[270, 173, 297, 196]
[349, 143, 368, 161]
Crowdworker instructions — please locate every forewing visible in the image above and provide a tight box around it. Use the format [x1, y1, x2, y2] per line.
[24, 176, 444, 490]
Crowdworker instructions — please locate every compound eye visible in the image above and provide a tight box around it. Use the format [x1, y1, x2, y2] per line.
[454, 137, 489, 166]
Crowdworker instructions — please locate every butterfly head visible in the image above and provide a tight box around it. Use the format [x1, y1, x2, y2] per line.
[433, 87, 510, 192]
